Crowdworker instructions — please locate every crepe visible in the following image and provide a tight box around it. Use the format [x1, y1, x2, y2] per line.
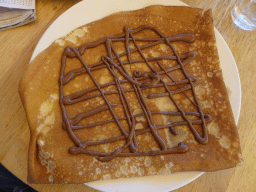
[19, 5, 242, 184]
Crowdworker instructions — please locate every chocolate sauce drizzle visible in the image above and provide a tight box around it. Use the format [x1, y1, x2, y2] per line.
[59, 25, 211, 162]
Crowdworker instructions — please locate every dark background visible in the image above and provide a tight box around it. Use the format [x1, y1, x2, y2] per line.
[0, 164, 36, 192]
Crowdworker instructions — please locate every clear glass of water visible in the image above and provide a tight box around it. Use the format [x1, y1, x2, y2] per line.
[231, 0, 256, 30]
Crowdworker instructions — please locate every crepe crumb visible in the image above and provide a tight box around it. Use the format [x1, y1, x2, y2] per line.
[115, 170, 121, 177]
[37, 121, 53, 135]
[82, 26, 88, 32]
[148, 166, 156, 175]
[150, 49, 160, 57]
[208, 42, 214, 46]
[232, 142, 239, 148]
[200, 100, 213, 109]
[49, 175, 54, 182]
[160, 44, 168, 52]
[120, 165, 129, 175]
[66, 32, 78, 44]
[55, 39, 65, 46]
[136, 116, 146, 122]
[40, 151, 50, 159]
[138, 167, 145, 176]
[37, 95, 58, 134]
[157, 167, 172, 175]
[96, 168, 101, 174]
[74, 28, 86, 37]
[103, 174, 111, 180]
[165, 162, 174, 169]
[47, 160, 56, 173]
[135, 123, 143, 130]
[133, 108, 143, 115]
[50, 93, 58, 100]
[207, 57, 212, 63]
[219, 136, 231, 149]
[37, 139, 45, 146]
[44, 113, 55, 125]
[41, 159, 47, 165]
[152, 147, 160, 151]
[150, 97, 176, 111]
[40, 101, 54, 117]
[144, 157, 151, 167]
[207, 120, 220, 138]
[130, 166, 138, 174]
[207, 72, 213, 77]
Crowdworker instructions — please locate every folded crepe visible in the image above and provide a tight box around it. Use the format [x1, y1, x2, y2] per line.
[19, 5, 242, 183]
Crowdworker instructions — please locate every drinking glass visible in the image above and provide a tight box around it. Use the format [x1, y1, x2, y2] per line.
[231, 0, 256, 30]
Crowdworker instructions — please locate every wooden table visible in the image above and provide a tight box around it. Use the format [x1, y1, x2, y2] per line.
[0, 0, 255, 191]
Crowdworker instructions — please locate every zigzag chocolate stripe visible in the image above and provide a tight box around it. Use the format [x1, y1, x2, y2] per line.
[59, 25, 211, 161]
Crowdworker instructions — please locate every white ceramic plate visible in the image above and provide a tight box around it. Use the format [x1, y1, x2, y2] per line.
[31, 0, 241, 191]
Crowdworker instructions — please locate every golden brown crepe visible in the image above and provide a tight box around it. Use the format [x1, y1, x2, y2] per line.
[19, 5, 242, 184]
